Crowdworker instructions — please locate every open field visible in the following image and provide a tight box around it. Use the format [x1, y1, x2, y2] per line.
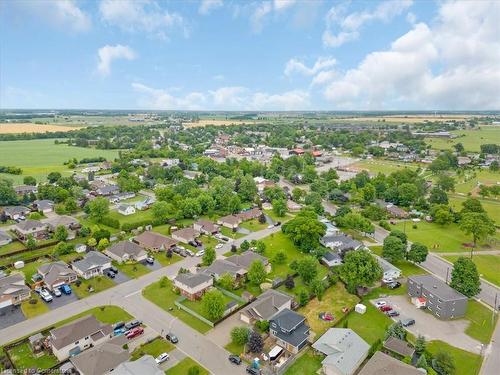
[183, 119, 262, 127]
[449, 195, 500, 224]
[0, 123, 81, 134]
[426, 127, 500, 152]
[330, 115, 477, 124]
[453, 169, 500, 195]
[0, 139, 120, 184]
[351, 159, 419, 175]
[443, 254, 500, 287]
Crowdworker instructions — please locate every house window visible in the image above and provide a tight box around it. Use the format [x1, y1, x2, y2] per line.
[75, 341, 79, 345]
[85, 336, 89, 340]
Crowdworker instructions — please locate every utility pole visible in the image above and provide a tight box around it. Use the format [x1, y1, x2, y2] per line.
[493, 293, 498, 326]
[445, 267, 450, 284]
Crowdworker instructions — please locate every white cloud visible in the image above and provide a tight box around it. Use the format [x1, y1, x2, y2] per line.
[284, 57, 336, 76]
[323, 0, 413, 47]
[97, 45, 136, 76]
[99, 0, 187, 39]
[323, 1, 500, 109]
[311, 70, 336, 86]
[274, 0, 296, 11]
[249, 90, 309, 110]
[132, 83, 207, 110]
[199, 0, 223, 15]
[251, 1, 273, 32]
[250, 0, 297, 32]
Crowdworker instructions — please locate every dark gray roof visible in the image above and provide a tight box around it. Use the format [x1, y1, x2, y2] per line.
[201, 259, 245, 278]
[50, 315, 112, 350]
[70, 336, 129, 375]
[321, 234, 362, 251]
[72, 251, 111, 272]
[174, 272, 212, 288]
[408, 274, 468, 301]
[226, 251, 269, 269]
[270, 308, 305, 332]
[3, 206, 30, 215]
[242, 289, 292, 321]
[270, 309, 309, 348]
[322, 251, 341, 262]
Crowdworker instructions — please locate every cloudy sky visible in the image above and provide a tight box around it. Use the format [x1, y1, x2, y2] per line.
[1, 0, 499, 110]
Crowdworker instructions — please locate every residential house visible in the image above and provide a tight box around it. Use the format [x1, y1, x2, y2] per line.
[133, 231, 177, 251]
[320, 234, 363, 257]
[38, 261, 78, 291]
[71, 251, 112, 280]
[383, 336, 415, 358]
[47, 315, 114, 361]
[171, 228, 200, 244]
[269, 309, 310, 354]
[0, 231, 12, 247]
[287, 200, 302, 212]
[386, 204, 410, 219]
[458, 156, 472, 166]
[46, 215, 81, 239]
[109, 192, 136, 204]
[70, 336, 129, 375]
[320, 251, 342, 267]
[14, 185, 38, 196]
[226, 251, 271, 273]
[2, 206, 30, 220]
[375, 255, 401, 280]
[236, 207, 262, 222]
[96, 184, 120, 196]
[0, 273, 31, 308]
[105, 241, 147, 264]
[320, 218, 340, 235]
[113, 355, 163, 375]
[193, 219, 219, 235]
[183, 170, 201, 180]
[173, 272, 213, 301]
[14, 220, 48, 241]
[118, 204, 136, 216]
[312, 328, 370, 375]
[201, 251, 270, 281]
[217, 215, 241, 229]
[357, 351, 422, 375]
[134, 197, 155, 210]
[160, 158, 180, 168]
[407, 274, 468, 319]
[240, 289, 292, 324]
[33, 199, 54, 214]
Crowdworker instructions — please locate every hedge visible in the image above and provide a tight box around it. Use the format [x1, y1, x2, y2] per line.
[121, 218, 163, 232]
[99, 216, 120, 229]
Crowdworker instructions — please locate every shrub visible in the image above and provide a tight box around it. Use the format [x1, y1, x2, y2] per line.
[379, 220, 390, 230]
[231, 326, 250, 345]
[188, 366, 200, 375]
[99, 216, 120, 229]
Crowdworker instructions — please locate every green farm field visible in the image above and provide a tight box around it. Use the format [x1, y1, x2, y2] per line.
[0, 139, 120, 184]
[425, 126, 500, 152]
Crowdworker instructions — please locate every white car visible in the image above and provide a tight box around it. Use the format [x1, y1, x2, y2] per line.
[375, 300, 387, 308]
[40, 289, 53, 302]
[155, 353, 169, 364]
[215, 244, 224, 249]
[383, 277, 395, 284]
[267, 224, 274, 229]
[195, 250, 205, 257]
[53, 288, 62, 297]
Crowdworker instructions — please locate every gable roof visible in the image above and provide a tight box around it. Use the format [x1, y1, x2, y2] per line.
[225, 251, 269, 269]
[38, 261, 77, 286]
[0, 273, 30, 298]
[357, 351, 423, 375]
[107, 241, 146, 259]
[194, 219, 219, 233]
[217, 215, 241, 226]
[321, 234, 362, 252]
[70, 336, 129, 375]
[0, 230, 12, 242]
[3, 206, 30, 215]
[112, 355, 163, 375]
[15, 220, 46, 232]
[271, 308, 306, 332]
[270, 308, 309, 348]
[45, 215, 79, 229]
[312, 328, 370, 375]
[383, 336, 415, 357]
[242, 289, 292, 321]
[72, 251, 111, 273]
[174, 272, 213, 288]
[171, 227, 199, 241]
[375, 255, 401, 274]
[49, 315, 112, 350]
[201, 259, 246, 278]
[134, 231, 177, 249]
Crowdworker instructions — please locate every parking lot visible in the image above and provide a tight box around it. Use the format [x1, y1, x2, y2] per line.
[371, 295, 482, 354]
[0, 305, 26, 329]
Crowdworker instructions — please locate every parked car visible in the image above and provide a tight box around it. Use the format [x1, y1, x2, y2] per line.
[126, 327, 144, 339]
[34, 286, 42, 294]
[274, 221, 281, 226]
[387, 281, 401, 289]
[195, 250, 205, 257]
[106, 270, 116, 278]
[188, 240, 198, 247]
[53, 288, 62, 297]
[194, 239, 202, 246]
[375, 301, 387, 308]
[40, 289, 53, 302]
[166, 333, 178, 344]
[125, 320, 142, 330]
[60, 285, 72, 295]
[380, 305, 393, 312]
[146, 256, 155, 264]
[246, 366, 261, 375]
[113, 321, 125, 330]
[382, 277, 395, 284]
[386, 310, 400, 317]
[178, 249, 188, 257]
[155, 353, 169, 364]
[215, 243, 224, 249]
[109, 266, 119, 274]
[228, 355, 242, 365]
[185, 249, 194, 257]
[267, 224, 274, 229]
[401, 318, 415, 327]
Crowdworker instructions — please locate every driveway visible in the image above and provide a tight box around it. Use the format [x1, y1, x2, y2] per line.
[372, 295, 483, 354]
[141, 259, 162, 271]
[206, 311, 249, 347]
[0, 305, 26, 329]
[107, 269, 131, 285]
[161, 348, 187, 372]
[47, 291, 79, 310]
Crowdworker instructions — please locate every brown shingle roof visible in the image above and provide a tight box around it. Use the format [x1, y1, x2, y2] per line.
[133, 231, 177, 249]
[50, 315, 112, 350]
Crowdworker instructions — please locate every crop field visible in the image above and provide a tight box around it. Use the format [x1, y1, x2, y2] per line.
[0, 123, 81, 134]
[183, 119, 262, 127]
[425, 126, 500, 152]
[0, 139, 120, 184]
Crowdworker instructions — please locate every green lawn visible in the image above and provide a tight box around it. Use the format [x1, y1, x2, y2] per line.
[115, 262, 150, 278]
[143, 279, 212, 334]
[464, 300, 498, 344]
[392, 221, 498, 253]
[443, 254, 500, 287]
[165, 357, 209, 375]
[352, 159, 419, 175]
[283, 348, 323, 375]
[425, 127, 500, 152]
[107, 209, 155, 226]
[344, 300, 393, 344]
[240, 219, 268, 232]
[220, 226, 246, 239]
[449, 195, 500, 224]
[224, 341, 245, 356]
[72, 276, 116, 298]
[21, 294, 50, 319]
[427, 340, 482, 375]
[453, 169, 500, 195]
[369, 246, 428, 277]
[130, 338, 174, 360]
[199, 235, 219, 249]
[297, 283, 359, 339]
[0, 240, 25, 256]
[152, 224, 171, 236]
[0, 139, 120, 184]
[8, 342, 58, 371]
[181, 293, 239, 322]
[264, 209, 293, 223]
[152, 251, 182, 267]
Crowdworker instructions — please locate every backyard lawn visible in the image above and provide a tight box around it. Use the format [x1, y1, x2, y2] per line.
[130, 338, 174, 360]
[143, 278, 212, 334]
[283, 348, 323, 375]
[392, 221, 498, 253]
[8, 342, 58, 371]
[261, 232, 310, 279]
[165, 357, 209, 375]
[73, 276, 115, 298]
[264, 209, 293, 223]
[21, 294, 50, 319]
[298, 283, 359, 339]
[152, 224, 171, 236]
[453, 169, 500, 195]
[0, 240, 25, 256]
[427, 340, 483, 375]
[115, 262, 150, 278]
[107, 209, 155, 226]
[443, 254, 500, 287]
[464, 300, 498, 344]
[220, 226, 245, 239]
[344, 300, 393, 345]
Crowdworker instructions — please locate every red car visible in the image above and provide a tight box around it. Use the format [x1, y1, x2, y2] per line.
[379, 305, 393, 312]
[126, 327, 144, 339]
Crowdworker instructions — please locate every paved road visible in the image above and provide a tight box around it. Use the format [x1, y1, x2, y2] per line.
[481, 316, 500, 375]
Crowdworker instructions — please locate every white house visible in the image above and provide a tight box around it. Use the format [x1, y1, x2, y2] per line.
[375, 255, 402, 280]
[71, 251, 112, 280]
[118, 204, 136, 216]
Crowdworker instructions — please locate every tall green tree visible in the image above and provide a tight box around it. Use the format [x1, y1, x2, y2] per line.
[202, 247, 216, 266]
[382, 235, 406, 263]
[247, 260, 267, 285]
[281, 209, 326, 252]
[450, 257, 481, 297]
[459, 212, 495, 250]
[0, 177, 17, 205]
[340, 250, 382, 293]
[407, 242, 428, 263]
[53, 225, 68, 242]
[202, 289, 225, 321]
[85, 197, 109, 222]
[296, 256, 318, 284]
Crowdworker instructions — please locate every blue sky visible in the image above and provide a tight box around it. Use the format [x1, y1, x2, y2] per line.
[1, 0, 499, 110]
